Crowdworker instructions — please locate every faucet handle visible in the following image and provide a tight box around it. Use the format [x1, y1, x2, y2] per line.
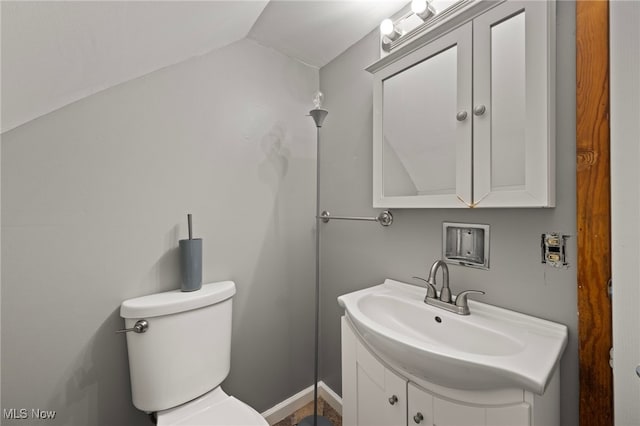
[412, 276, 437, 299]
[454, 290, 485, 310]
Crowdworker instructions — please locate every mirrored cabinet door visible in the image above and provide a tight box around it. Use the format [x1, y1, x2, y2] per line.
[373, 23, 472, 208]
[472, 1, 555, 207]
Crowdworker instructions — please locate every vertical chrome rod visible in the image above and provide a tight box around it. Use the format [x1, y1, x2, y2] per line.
[299, 107, 331, 426]
[313, 124, 320, 426]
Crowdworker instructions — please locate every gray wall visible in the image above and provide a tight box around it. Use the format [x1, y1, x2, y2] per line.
[318, 1, 578, 425]
[1, 38, 318, 425]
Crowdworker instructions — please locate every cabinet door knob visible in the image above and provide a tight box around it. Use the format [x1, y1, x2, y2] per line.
[413, 412, 424, 423]
[473, 105, 486, 116]
[388, 395, 398, 405]
[456, 111, 468, 121]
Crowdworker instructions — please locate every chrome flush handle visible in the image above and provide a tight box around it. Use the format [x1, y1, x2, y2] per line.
[116, 319, 149, 334]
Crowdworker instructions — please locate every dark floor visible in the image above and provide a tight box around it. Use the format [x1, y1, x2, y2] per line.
[272, 397, 342, 426]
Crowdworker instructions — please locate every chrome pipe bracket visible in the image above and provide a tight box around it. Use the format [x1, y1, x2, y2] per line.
[377, 210, 394, 226]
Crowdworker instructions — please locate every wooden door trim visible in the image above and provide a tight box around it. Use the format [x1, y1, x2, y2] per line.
[576, 1, 613, 425]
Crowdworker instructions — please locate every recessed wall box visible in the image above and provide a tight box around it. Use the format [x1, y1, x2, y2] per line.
[442, 222, 490, 270]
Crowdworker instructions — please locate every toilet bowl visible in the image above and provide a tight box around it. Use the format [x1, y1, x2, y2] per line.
[156, 387, 267, 426]
[120, 281, 267, 426]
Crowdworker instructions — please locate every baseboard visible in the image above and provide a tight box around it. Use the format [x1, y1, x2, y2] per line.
[261, 381, 342, 425]
[317, 382, 342, 415]
[261, 385, 314, 425]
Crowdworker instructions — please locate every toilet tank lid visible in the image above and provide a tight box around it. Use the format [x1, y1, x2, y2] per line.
[120, 281, 236, 318]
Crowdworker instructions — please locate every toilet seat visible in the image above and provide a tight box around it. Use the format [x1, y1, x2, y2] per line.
[157, 387, 268, 426]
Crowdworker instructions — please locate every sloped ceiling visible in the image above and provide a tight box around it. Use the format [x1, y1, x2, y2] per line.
[1, 1, 408, 134]
[0, 1, 268, 133]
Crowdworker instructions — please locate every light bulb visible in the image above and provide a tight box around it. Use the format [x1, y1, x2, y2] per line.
[312, 91, 324, 109]
[380, 18, 401, 41]
[411, 0, 427, 14]
[412, 0, 435, 21]
[380, 19, 395, 36]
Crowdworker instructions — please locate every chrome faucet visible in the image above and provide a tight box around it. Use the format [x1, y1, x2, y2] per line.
[428, 260, 451, 303]
[416, 260, 485, 315]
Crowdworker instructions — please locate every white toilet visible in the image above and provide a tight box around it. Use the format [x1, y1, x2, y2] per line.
[120, 281, 268, 426]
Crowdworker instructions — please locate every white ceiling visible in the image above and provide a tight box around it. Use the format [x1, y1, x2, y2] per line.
[1, 1, 407, 134]
[248, 0, 408, 67]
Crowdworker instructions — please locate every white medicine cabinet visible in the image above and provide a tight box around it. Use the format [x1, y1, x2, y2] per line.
[367, 0, 556, 208]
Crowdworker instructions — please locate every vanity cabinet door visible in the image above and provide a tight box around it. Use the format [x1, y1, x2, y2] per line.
[407, 383, 434, 426]
[342, 317, 407, 426]
[486, 403, 531, 426]
[373, 23, 472, 208]
[472, 0, 555, 207]
[355, 365, 407, 426]
[433, 397, 486, 426]
[409, 383, 483, 426]
[408, 383, 531, 426]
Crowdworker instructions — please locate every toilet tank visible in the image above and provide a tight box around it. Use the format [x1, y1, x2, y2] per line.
[120, 281, 236, 412]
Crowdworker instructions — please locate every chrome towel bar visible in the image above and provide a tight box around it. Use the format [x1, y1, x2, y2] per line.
[318, 210, 393, 227]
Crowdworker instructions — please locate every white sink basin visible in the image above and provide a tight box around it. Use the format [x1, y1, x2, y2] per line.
[338, 279, 568, 394]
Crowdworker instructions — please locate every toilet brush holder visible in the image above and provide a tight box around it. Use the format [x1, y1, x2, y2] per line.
[179, 238, 202, 292]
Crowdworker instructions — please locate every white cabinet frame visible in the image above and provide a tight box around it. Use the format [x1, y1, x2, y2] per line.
[368, 0, 556, 208]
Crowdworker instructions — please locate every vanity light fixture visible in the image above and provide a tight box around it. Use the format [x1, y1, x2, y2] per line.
[380, 0, 441, 52]
[411, 0, 436, 21]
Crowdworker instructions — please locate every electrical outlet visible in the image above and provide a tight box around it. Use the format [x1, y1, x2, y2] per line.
[541, 233, 569, 267]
